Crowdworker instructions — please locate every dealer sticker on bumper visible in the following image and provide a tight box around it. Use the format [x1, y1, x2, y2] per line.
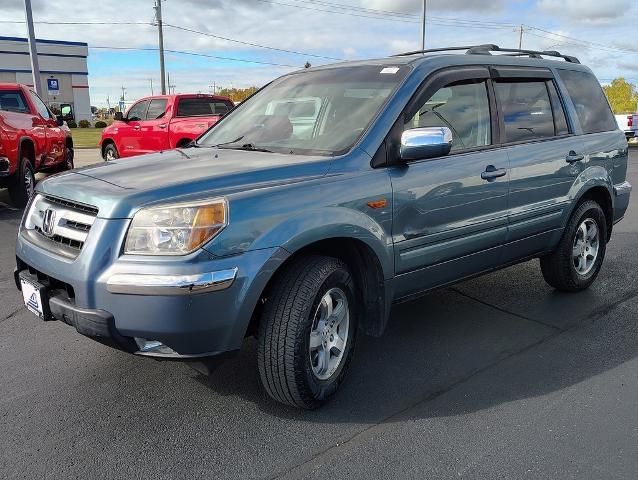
[21, 279, 44, 317]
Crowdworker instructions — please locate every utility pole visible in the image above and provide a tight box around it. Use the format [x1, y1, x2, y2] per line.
[23, 0, 42, 96]
[518, 25, 524, 50]
[150, 78, 154, 95]
[421, 0, 427, 50]
[154, 0, 167, 95]
[120, 86, 126, 101]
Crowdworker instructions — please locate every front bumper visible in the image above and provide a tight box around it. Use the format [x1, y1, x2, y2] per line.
[16, 224, 289, 357]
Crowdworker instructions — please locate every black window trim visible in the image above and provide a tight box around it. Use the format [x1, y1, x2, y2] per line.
[378, 65, 581, 168]
[382, 65, 497, 166]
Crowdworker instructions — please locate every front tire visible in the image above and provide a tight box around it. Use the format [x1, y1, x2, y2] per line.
[103, 143, 119, 161]
[258, 255, 357, 409]
[8, 158, 35, 208]
[540, 200, 607, 292]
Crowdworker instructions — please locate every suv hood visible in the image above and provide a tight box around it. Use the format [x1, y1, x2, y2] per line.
[37, 147, 331, 218]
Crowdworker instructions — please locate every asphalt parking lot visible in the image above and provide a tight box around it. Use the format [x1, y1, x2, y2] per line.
[1, 149, 637, 479]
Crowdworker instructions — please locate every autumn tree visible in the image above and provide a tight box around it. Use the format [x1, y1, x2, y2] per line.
[216, 86, 259, 103]
[603, 78, 638, 114]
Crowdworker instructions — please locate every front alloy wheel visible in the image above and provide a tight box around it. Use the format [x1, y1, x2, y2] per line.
[309, 287, 350, 380]
[258, 255, 357, 409]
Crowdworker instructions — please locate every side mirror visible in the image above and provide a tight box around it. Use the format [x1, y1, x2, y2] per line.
[56, 115, 64, 127]
[400, 127, 453, 161]
[114, 111, 125, 121]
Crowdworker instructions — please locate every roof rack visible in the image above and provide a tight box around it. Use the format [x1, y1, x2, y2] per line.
[393, 44, 580, 64]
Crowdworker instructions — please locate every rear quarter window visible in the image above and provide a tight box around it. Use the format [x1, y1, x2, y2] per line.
[177, 98, 233, 117]
[557, 69, 617, 134]
[0, 90, 30, 113]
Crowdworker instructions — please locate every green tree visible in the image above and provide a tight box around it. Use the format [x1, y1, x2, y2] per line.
[603, 78, 638, 113]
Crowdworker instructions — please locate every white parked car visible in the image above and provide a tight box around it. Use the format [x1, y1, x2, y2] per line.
[615, 114, 637, 142]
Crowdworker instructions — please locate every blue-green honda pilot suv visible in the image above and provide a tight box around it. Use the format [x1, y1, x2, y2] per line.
[14, 45, 631, 408]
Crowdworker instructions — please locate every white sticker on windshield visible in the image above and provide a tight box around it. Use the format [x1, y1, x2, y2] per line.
[380, 67, 400, 74]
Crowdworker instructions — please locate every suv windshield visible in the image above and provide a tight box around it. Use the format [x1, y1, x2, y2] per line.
[198, 65, 410, 155]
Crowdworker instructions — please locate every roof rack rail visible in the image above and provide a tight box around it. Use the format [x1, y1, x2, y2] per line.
[393, 44, 580, 64]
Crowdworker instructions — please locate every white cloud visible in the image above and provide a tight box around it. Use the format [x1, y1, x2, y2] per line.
[537, 0, 631, 24]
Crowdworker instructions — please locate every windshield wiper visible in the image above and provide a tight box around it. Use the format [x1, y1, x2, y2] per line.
[218, 143, 274, 153]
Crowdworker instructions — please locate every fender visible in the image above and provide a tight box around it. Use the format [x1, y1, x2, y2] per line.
[549, 165, 614, 247]
[231, 206, 394, 281]
[563, 165, 614, 225]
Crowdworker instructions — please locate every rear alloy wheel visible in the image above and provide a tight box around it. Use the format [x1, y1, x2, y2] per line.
[258, 255, 357, 409]
[103, 143, 119, 161]
[540, 200, 607, 292]
[8, 158, 35, 208]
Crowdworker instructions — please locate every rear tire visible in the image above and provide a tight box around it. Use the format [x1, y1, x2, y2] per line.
[8, 158, 35, 208]
[257, 255, 357, 409]
[103, 143, 119, 161]
[540, 200, 607, 292]
[63, 146, 74, 170]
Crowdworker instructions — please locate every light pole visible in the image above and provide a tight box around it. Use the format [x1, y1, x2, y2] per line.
[421, 0, 427, 50]
[154, 0, 167, 95]
[23, 0, 42, 96]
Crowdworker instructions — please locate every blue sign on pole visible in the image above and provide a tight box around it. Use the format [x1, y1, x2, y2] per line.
[47, 78, 59, 93]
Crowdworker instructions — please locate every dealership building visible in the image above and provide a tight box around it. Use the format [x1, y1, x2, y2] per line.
[0, 35, 91, 122]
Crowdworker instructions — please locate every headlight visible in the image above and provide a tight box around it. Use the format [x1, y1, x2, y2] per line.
[124, 198, 227, 255]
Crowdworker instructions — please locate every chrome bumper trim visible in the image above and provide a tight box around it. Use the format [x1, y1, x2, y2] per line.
[613, 181, 632, 196]
[106, 268, 238, 295]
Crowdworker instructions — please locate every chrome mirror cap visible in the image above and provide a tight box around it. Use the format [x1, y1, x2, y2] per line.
[400, 127, 453, 161]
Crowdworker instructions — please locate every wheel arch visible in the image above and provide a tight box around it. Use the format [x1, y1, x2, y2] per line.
[18, 136, 36, 169]
[101, 137, 116, 158]
[571, 183, 614, 241]
[246, 236, 392, 340]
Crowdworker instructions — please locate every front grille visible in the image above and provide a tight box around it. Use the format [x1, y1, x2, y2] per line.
[34, 226, 85, 250]
[43, 195, 99, 216]
[25, 194, 98, 256]
[17, 258, 75, 299]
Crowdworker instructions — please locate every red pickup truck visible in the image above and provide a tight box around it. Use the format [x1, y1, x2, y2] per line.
[0, 83, 73, 207]
[100, 94, 234, 160]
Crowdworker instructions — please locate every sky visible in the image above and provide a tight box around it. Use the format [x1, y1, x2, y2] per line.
[1, 0, 637, 107]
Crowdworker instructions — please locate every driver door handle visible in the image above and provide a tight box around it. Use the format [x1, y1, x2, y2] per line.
[481, 165, 507, 181]
[158, 124, 167, 129]
[133, 125, 141, 131]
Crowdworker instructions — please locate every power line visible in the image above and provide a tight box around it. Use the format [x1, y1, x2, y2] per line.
[163, 23, 343, 61]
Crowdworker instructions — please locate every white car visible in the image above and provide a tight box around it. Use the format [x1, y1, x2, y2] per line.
[615, 114, 637, 142]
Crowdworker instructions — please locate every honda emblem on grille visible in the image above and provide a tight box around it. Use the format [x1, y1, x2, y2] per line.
[42, 209, 56, 237]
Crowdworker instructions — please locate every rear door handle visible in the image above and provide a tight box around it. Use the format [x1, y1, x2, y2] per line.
[133, 126, 141, 131]
[481, 165, 507, 181]
[566, 151, 584, 163]
[158, 124, 167, 129]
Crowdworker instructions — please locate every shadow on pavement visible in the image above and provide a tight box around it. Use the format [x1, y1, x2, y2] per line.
[194, 256, 638, 423]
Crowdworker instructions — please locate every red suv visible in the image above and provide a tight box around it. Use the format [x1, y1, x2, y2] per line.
[0, 83, 73, 207]
[100, 94, 234, 160]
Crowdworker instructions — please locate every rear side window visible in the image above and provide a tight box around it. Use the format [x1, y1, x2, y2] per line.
[494, 81, 554, 143]
[406, 80, 492, 152]
[177, 98, 233, 117]
[557, 69, 617, 134]
[0, 90, 29, 113]
[547, 81, 569, 136]
[146, 99, 167, 120]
